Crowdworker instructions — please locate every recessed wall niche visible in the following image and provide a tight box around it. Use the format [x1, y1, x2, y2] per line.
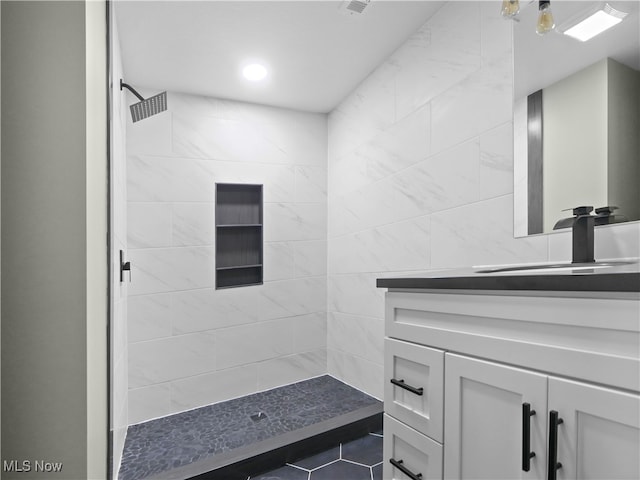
[215, 183, 263, 289]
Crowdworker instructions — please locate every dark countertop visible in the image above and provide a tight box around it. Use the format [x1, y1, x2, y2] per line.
[376, 259, 640, 293]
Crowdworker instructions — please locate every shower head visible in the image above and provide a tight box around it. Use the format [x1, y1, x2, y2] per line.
[120, 80, 167, 123]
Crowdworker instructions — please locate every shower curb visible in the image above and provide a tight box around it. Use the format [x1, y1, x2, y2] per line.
[146, 403, 383, 480]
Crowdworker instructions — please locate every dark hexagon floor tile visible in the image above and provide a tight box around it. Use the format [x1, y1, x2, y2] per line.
[251, 465, 309, 480]
[341, 434, 383, 466]
[290, 445, 340, 470]
[310, 460, 371, 480]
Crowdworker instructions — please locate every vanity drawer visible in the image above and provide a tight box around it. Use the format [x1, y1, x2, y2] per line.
[383, 414, 443, 480]
[384, 338, 444, 442]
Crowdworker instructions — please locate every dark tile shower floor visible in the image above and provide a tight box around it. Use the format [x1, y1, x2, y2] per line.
[118, 375, 382, 480]
[250, 432, 383, 480]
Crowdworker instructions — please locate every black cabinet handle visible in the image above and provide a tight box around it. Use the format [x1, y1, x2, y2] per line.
[548, 410, 564, 480]
[522, 402, 536, 471]
[390, 458, 423, 480]
[390, 378, 424, 396]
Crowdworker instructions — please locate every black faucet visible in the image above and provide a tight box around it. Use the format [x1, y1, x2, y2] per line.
[571, 206, 595, 264]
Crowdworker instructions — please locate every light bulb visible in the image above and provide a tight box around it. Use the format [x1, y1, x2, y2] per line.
[536, 0, 555, 35]
[501, 0, 520, 18]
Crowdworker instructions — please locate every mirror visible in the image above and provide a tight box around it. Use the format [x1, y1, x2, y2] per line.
[513, 1, 640, 237]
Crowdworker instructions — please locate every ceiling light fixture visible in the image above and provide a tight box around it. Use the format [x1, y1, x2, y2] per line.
[243, 63, 268, 82]
[563, 4, 628, 42]
[501, 0, 520, 19]
[536, 0, 556, 35]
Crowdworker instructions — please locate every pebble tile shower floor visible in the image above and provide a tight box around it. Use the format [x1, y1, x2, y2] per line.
[118, 375, 382, 480]
[250, 432, 383, 480]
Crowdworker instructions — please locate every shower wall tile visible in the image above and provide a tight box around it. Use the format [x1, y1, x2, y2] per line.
[394, 1, 482, 121]
[295, 166, 327, 203]
[172, 203, 215, 246]
[128, 383, 173, 425]
[127, 294, 173, 343]
[329, 218, 430, 274]
[328, 60, 398, 161]
[430, 195, 548, 269]
[172, 109, 326, 167]
[127, 203, 172, 248]
[215, 318, 295, 370]
[127, 155, 172, 202]
[430, 55, 512, 156]
[328, 273, 385, 320]
[127, 94, 327, 422]
[264, 203, 326, 242]
[126, 110, 172, 157]
[128, 331, 217, 388]
[264, 242, 295, 282]
[327, 312, 384, 366]
[329, 105, 430, 198]
[327, 349, 383, 401]
[294, 241, 327, 278]
[292, 312, 327, 353]
[479, 122, 514, 200]
[170, 364, 259, 413]
[257, 349, 327, 391]
[127, 247, 215, 296]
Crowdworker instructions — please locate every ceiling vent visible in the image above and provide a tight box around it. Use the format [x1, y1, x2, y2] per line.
[340, 0, 371, 16]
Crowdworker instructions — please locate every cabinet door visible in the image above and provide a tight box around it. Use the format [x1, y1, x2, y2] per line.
[548, 377, 640, 480]
[385, 338, 444, 442]
[444, 354, 547, 480]
[384, 414, 443, 480]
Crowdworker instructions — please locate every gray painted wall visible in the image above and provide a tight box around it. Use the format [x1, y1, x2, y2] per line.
[1, 2, 107, 478]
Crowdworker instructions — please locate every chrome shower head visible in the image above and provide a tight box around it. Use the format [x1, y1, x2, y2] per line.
[120, 80, 167, 123]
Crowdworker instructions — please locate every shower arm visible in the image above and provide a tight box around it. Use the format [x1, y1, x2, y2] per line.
[120, 79, 145, 102]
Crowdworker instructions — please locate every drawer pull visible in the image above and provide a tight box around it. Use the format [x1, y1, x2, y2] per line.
[548, 410, 564, 480]
[522, 402, 536, 472]
[390, 378, 424, 396]
[390, 458, 423, 480]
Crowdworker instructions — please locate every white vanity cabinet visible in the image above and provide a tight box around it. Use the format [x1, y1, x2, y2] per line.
[382, 288, 640, 480]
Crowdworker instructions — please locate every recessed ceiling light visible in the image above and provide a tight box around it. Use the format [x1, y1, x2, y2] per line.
[243, 63, 268, 82]
[563, 4, 628, 42]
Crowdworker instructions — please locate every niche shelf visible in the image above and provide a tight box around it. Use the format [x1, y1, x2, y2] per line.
[215, 183, 263, 289]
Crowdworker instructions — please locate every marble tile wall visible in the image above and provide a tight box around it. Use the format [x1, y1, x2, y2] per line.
[110, 18, 129, 479]
[126, 92, 328, 424]
[326, 1, 640, 399]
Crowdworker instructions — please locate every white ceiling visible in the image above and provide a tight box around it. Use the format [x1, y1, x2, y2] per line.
[114, 0, 445, 113]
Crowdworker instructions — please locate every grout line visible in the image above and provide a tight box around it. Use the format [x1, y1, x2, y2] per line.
[306, 458, 341, 472]
[285, 463, 312, 473]
[342, 458, 377, 469]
